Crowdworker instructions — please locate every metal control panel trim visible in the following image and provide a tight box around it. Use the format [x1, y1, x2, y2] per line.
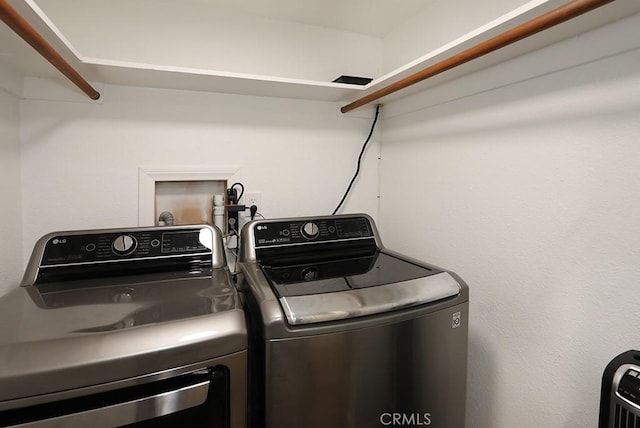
[253, 217, 372, 247]
[40, 230, 212, 266]
[253, 236, 374, 250]
[239, 214, 384, 263]
[22, 225, 226, 286]
[35, 252, 212, 269]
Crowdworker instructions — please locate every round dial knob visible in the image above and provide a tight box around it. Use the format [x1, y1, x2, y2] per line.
[301, 222, 319, 239]
[112, 235, 137, 255]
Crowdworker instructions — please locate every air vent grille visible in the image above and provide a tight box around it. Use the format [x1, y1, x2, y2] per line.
[614, 403, 640, 428]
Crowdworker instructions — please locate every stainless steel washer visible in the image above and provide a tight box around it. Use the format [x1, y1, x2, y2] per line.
[0, 225, 246, 427]
[237, 214, 469, 428]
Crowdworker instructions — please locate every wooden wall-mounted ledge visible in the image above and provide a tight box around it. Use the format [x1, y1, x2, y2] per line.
[341, 0, 616, 113]
[0, 0, 100, 100]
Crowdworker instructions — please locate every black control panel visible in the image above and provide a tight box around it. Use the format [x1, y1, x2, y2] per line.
[41, 228, 212, 266]
[618, 368, 640, 406]
[254, 217, 373, 247]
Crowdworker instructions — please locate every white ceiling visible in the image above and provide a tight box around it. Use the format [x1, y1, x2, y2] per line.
[192, 0, 430, 38]
[0, 0, 430, 79]
[0, 17, 52, 77]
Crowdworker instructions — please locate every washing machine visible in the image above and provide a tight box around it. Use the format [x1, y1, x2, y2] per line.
[0, 225, 246, 427]
[237, 214, 469, 428]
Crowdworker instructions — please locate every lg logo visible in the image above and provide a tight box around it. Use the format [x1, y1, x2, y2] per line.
[452, 311, 461, 328]
[379, 413, 432, 426]
[51, 238, 67, 245]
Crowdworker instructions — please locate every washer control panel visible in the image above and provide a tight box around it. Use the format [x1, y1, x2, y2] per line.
[254, 216, 373, 247]
[41, 227, 212, 266]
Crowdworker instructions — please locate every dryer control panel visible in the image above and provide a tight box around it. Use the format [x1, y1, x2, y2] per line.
[40, 227, 213, 266]
[253, 216, 373, 247]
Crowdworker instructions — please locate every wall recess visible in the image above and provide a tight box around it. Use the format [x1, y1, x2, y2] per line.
[138, 167, 241, 227]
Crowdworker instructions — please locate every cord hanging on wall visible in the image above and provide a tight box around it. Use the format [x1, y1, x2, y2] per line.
[332, 104, 381, 215]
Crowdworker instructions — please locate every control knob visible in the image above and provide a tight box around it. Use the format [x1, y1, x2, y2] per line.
[112, 235, 137, 256]
[301, 222, 319, 240]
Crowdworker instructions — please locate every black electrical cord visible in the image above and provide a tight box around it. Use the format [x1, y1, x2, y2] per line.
[332, 104, 381, 215]
[229, 182, 244, 204]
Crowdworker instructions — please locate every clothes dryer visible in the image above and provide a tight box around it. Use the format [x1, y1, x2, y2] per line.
[0, 225, 246, 428]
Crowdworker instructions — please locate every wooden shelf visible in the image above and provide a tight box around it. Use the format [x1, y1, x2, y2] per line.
[344, 0, 640, 108]
[81, 58, 365, 102]
[5, 0, 639, 104]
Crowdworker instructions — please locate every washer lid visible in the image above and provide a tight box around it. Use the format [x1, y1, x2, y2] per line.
[277, 271, 461, 325]
[263, 252, 439, 297]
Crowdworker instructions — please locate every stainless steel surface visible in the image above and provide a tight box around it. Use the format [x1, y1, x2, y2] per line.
[279, 271, 460, 325]
[21, 224, 227, 285]
[0, 281, 245, 401]
[13, 380, 210, 428]
[1, 224, 247, 428]
[238, 214, 469, 427]
[242, 258, 469, 427]
[238, 255, 469, 340]
[265, 302, 468, 428]
[0, 260, 245, 402]
[0, 350, 246, 416]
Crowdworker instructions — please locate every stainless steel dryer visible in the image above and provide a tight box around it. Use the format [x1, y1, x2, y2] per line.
[237, 214, 469, 428]
[0, 225, 246, 427]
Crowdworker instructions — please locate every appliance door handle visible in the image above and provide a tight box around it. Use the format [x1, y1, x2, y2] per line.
[14, 380, 210, 427]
